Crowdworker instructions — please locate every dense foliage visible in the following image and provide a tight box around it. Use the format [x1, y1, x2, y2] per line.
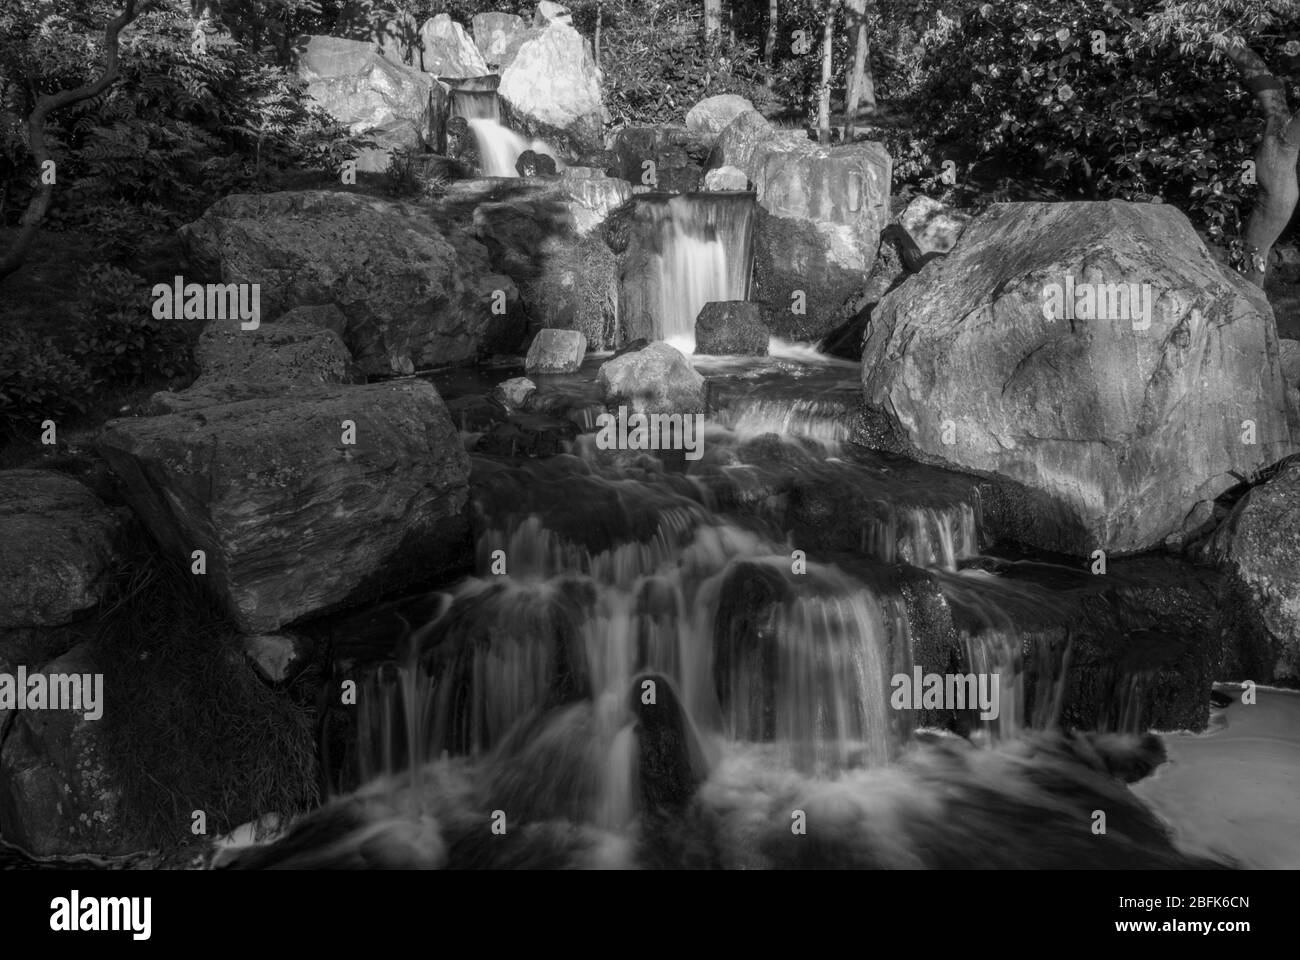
[895, 0, 1298, 257]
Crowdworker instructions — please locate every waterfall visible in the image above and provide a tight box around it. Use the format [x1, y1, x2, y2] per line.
[623, 193, 756, 354]
[467, 117, 560, 178]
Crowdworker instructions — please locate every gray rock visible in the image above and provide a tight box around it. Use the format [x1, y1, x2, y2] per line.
[492, 376, 537, 409]
[597, 341, 705, 414]
[179, 191, 514, 377]
[713, 109, 891, 339]
[898, 195, 970, 256]
[292, 35, 441, 171]
[418, 14, 489, 77]
[1203, 459, 1300, 679]
[472, 12, 526, 65]
[96, 380, 470, 633]
[862, 200, 1297, 555]
[686, 94, 755, 144]
[0, 471, 126, 629]
[244, 632, 314, 684]
[498, 18, 603, 154]
[0, 642, 138, 856]
[525, 328, 587, 373]
[703, 165, 749, 191]
[694, 302, 770, 356]
[193, 316, 361, 388]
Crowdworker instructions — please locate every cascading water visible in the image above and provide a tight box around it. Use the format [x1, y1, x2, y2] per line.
[447, 75, 502, 122]
[467, 117, 561, 178]
[225, 350, 1233, 870]
[623, 193, 756, 354]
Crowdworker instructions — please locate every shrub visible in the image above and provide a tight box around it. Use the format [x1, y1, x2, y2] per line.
[0, 330, 93, 444]
[899, 0, 1292, 258]
[70, 263, 194, 387]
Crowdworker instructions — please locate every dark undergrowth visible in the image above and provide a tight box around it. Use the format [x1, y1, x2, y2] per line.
[94, 524, 321, 851]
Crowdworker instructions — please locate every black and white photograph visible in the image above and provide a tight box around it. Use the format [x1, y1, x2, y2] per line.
[0, 0, 1295, 936]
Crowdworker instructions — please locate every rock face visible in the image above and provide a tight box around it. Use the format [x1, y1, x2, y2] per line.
[292, 35, 440, 172]
[95, 380, 471, 633]
[0, 471, 126, 629]
[694, 301, 770, 356]
[898, 195, 970, 255]
[180, 191, 518, 376]
[419, 14, 489, 77]
[472, 12, 526, 66]
[685, 94, 754, 144]
[498, 18, 603, 155]
[861, 200, 1297, 555]
[0, 642, 136, 856]
[703, 165, 748, 191]
[711, 109, 891, 338]
[192, 316, 361, 388]
[1203, 459, 1300, 679]
[525, 328, 587, 373]
[597, 341, 705, 414]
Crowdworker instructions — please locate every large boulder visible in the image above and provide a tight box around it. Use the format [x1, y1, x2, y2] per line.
[596, 341, 705, 414]
[525, 328, 587, 373]
[192, 316, 361, 388]
[418, 14, 489, 77]
[861, 200, 1297, 555]
[1202, 459, 1300, 679]
[179, 191, 518, 377]
[95, 380, 471, 633]
[472, 12, 526, 66]
[497, 18, 603, 156]
[711, 109, 891, 339]
[292, 35, 442, 173]
[685, 94, 754, 144]
[0, 642, 139, 856]
[0, 471, 126, 630]
[694, 301, 770, 356]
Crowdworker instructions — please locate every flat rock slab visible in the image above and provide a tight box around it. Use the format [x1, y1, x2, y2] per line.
[96, 380, 470, 633]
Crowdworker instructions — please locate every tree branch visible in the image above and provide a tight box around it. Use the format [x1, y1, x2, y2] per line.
[0, 1, 139, 282]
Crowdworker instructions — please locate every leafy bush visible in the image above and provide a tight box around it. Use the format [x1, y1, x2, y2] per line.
[600, 3, 776, 126]
[0, 330, 93, 444]
[900, 0, 1293, 255]
[384, 148, 449, 199]
[70, 263, 193, 386]
[1, 3, 365, 249]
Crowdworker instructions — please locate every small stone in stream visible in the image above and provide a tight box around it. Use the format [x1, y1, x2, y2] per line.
[525, 328, 587, 374]
[244, 633, 314, 684]
[492, 377, 537, 410]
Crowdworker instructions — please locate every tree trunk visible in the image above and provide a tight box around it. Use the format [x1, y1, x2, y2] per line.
[842, 0, 876, 139]
[1224, 40, 1299, 288]
[595, 1, 602, 65]
[704, 0, 722, 40]
[765, 0, 778, 66]
[817, 0, 838, 144]
[0, 2, 139, 283]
